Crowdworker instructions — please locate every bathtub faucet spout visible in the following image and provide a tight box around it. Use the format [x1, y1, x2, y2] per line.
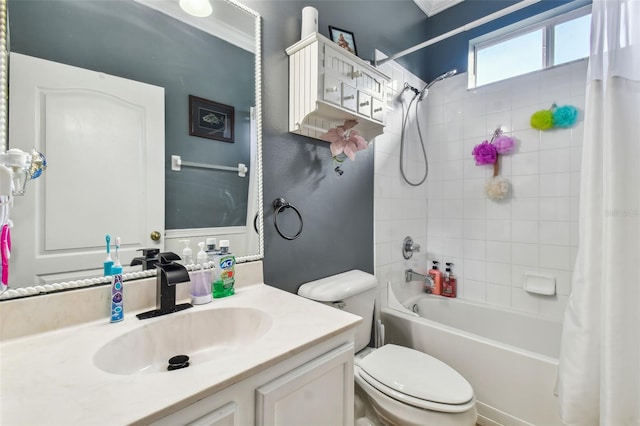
[405, 269, 434, 292]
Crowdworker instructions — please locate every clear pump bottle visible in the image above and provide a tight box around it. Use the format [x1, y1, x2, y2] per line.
[190, 242, 212, 305]
[180, 239, 193, 265]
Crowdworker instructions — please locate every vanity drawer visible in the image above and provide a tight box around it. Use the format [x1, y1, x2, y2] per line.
[357, 92, 371, 117]
[371, 98, 384, 122]
[341, 83, 357, 112]
[323, 75, 341, 106]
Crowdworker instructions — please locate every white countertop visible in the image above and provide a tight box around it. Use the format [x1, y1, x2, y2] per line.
[0, 283, 361, 425]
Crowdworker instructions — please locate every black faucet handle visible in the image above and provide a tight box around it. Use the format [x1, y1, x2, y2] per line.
[157, 262, 190, 286]
[138, 248, 160, 259]
[158, 251, 181, 264]
[131, 248, 161, 268]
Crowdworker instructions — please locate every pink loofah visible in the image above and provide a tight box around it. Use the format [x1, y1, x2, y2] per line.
[493, 135, 515, 154]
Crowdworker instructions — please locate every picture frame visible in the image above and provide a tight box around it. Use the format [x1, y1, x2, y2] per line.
[189, 95, 234, 143]
[328, 26, 357, 57]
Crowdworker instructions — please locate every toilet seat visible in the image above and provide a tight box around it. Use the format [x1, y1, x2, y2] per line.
[357, 344, 475, 413]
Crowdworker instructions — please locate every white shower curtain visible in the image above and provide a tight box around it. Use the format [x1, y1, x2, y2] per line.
[558, 1, 640, 425]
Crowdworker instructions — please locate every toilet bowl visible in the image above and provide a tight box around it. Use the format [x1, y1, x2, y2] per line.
[354, 345, 477, 426]
[298, 270, 477, 426]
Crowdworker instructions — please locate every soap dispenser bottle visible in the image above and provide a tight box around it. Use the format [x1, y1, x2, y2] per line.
[429, 260, 443, 295]
[443, 262, 457, 298]
[190, 242, 213, 305]
[180, 240, 193, 265]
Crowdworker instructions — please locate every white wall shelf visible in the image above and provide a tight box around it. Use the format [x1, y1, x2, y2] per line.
[286, 32, 389, 142]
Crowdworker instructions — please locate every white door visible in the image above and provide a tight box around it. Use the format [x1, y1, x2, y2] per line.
[9, 52, 165, 286]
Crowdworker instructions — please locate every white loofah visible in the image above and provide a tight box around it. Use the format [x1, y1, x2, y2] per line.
[485, 176, 510, 200]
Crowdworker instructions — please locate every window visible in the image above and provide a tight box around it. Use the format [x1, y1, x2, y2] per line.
[469, 4, 591, 88]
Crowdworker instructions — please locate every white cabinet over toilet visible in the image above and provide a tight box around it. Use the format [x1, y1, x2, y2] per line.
[286, 32, 389, 142]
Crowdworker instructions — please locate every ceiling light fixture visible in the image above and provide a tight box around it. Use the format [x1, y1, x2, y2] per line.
[179, 0, 212, 17]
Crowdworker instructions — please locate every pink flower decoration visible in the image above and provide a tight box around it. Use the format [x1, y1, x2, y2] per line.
[320, 120, 368, 161]
[472, 140, 497, 165]
[343, 130, 368, 160]
[493, 135, 515, 154]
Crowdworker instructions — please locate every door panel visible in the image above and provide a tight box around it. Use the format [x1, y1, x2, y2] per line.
[9, 53, 164, 285]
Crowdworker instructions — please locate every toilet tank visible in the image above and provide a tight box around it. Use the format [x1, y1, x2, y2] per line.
[298, 270, 378, 352]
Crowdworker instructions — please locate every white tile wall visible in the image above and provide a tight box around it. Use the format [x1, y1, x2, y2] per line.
[374, 58, 587, 321]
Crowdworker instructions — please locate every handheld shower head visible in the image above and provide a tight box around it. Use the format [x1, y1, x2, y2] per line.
[425, 68, 458, 90]
[419, 69, 458, 101]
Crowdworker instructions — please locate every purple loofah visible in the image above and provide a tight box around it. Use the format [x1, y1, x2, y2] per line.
[472, 140, 497, 165]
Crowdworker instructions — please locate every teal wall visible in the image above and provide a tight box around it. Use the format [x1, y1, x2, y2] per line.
[9, 0, 588, 294]
[9, 0, 254, 228]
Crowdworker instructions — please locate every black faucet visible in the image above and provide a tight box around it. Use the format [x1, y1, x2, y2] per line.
[130, 248, 160, 270]
[136, 252, 193, 320]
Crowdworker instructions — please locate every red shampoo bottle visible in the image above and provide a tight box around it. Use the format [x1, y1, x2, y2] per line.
[429, 260, 443, 295]
[443, 262, 457, 298]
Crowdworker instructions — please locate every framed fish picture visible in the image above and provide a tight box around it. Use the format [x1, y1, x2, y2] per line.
[189, 95, 234, 142]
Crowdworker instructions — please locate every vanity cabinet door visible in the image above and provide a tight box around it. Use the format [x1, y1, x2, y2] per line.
[255, 343, 354, 426]
[151, 398, 244, 426]
[186, 402, 237, 426]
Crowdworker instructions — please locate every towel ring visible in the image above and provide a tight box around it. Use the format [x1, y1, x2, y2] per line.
[253, 212, 259, 234]
[273, 198, 303, 240]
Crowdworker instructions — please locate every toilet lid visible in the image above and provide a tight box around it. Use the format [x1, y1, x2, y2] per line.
[358, 344, 474, 405]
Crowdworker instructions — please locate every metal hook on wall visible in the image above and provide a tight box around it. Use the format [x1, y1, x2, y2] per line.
[273, 198, 303, 240]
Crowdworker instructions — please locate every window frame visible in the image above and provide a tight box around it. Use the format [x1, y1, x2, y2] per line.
[468, 3, 592, 88]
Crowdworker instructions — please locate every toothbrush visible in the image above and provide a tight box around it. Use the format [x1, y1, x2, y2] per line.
[1, 222, 11, 286]
[103, 234, 114, 276]
[115, 237, 121, 268]
[105, 234, 112, 263]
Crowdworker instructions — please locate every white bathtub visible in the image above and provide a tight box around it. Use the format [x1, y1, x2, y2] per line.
[382, 290, 563, 426]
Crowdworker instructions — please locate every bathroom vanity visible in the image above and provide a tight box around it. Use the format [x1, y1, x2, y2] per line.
[0, 262, 361, 425]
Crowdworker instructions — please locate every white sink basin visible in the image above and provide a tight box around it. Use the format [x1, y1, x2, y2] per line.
[93, 307, 273, 375]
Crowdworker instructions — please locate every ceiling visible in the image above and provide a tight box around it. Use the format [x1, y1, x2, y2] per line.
[412, 0, 464, 16]
[133, 0, 255, 52]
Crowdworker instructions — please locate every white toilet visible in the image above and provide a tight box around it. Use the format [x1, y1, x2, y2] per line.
[298, 270, 477, 426]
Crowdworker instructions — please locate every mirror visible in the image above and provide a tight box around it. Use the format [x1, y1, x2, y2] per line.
[1, 0, 263, 298]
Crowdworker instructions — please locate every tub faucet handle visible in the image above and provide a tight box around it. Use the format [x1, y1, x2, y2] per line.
[402, 236, 420, 259]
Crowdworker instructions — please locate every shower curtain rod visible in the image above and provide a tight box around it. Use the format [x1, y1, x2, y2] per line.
[375, 0, 542, 66]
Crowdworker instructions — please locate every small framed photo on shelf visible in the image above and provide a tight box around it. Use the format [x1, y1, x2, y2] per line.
[189, 95, 234, 143]
[328, 26, 357, 57]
